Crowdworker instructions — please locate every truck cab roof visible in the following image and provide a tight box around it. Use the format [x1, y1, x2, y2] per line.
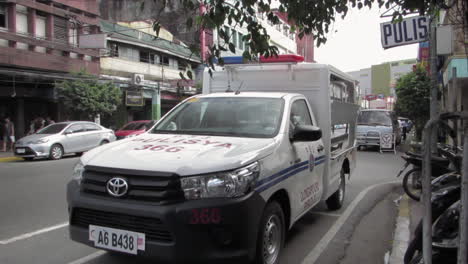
[195, 92, 301, 99]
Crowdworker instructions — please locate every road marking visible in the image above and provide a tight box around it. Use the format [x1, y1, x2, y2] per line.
[0, 222, 69, 245]
[310, 212, 342, 217]
[67, 251, 106, 264]
[301, 181, 399, 264]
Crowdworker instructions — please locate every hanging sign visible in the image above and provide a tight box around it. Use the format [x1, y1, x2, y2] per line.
[380, 16, 429, 49]
[126, 91, 144, 106]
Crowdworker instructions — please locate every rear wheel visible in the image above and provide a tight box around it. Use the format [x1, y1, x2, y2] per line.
[49, 144, 63, 160]
[255, 201, 285, 264]
[326, 169, 346, 210]
[402, 169, 422, 201]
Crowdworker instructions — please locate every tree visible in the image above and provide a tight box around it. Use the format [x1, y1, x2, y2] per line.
[55, 72, 122, 121]
[394, 66, 431, 140]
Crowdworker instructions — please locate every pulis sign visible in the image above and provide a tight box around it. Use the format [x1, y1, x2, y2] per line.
[380, 16, 429, 49]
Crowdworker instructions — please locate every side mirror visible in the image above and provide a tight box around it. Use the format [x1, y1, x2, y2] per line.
[291, 125, 322, 142]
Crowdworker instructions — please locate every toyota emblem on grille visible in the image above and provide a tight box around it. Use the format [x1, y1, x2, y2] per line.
[106, 177, 128, 197]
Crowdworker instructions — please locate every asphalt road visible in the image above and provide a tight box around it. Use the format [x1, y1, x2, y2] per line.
[0, 148, 405, 264]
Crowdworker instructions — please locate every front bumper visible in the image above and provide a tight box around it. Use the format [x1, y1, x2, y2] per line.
[356, 136, 380, 146]
[14, 144, 50, 158]
[67, 181, 265, 263]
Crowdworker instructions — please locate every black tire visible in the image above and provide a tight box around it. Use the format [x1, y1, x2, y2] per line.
[49, 144, 64, 160]
[403, 168, 422, 201]
[22, 157, 34, 161]
[326, 169, 346, 210]
[255, 201, 285, 264]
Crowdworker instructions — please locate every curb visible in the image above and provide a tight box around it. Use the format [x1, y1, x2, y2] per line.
[0, 156, 22, 162]
[389, 194, 410, 264]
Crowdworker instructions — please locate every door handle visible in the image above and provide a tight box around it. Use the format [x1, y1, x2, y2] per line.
[317, 145, 324, 152]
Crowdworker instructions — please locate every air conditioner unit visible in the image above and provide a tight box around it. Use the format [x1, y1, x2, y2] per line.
[133, 74, 144, 85]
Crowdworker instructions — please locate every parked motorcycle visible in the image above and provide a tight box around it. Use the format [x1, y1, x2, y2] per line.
[397, 144, 460, 201]
[404, 172, 461, 264]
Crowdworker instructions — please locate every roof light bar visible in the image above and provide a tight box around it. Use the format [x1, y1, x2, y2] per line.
[216, 54, 305, 65]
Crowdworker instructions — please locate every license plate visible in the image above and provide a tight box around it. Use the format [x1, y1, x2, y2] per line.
[89, 225, 145, 254]
[16, 148, 25, 154]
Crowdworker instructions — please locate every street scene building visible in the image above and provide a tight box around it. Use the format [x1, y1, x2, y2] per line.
[0, 0, 101, 138]
[0, 1, 467, 264]
[99, 20, 200, 128]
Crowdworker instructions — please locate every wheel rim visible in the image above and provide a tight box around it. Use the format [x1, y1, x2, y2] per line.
[263, 214, 281, 264]
[52, 146, 62, 159]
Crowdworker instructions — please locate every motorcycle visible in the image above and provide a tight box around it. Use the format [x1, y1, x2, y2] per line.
[396, 144, 460, 201]
[404, 172, 461, 264]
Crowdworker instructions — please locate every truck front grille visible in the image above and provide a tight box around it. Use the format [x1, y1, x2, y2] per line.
[81, 166, 184, 203]
[71, 208, 173, 242]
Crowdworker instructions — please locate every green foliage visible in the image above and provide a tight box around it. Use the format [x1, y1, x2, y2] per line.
[55, 72, 122, 120]
[394, 66, 431, 140]
[168, 0, 441, 76]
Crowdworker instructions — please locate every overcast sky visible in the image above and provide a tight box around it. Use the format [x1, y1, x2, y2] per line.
[314, 6, 419, 73]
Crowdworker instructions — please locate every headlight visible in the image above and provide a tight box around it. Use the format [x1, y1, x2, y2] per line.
[181, 162, 260, 200]
[31, 139, 49, 144]
[72, 161, 85, 183]
[432, 200, 460, 248]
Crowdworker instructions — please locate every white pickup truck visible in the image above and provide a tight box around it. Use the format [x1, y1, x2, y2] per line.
[67, 55, 360, 264]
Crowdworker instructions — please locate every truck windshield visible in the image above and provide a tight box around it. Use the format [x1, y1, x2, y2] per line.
[151, 97, 284, 138]
[357, 111, 392, 126]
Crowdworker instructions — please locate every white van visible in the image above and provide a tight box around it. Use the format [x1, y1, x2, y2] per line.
[67, 55, 360, 264]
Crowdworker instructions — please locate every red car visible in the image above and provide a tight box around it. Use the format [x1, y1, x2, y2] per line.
[115, 120, 156, 140]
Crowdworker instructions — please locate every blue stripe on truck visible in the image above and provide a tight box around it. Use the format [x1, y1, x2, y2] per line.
[255, 155, 326, 193]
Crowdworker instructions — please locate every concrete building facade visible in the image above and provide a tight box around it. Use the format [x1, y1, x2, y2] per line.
[0, 0, 101, 138]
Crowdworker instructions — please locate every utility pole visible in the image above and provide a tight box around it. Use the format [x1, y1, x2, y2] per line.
[422, 14, 438, 264]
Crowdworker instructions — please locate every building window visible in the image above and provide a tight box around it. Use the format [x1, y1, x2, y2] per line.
[161, 55, 169, 66]
[150, 53, 159, 64]
[276, 23, 281, 32]
[140, 50, 149, 63]
[109, 43, 119, 57]
[0, 4, 7, 28]
[68, 25, 78, 46]
[223, 26, 230, 43]
[232, 29, 237, 49]
[178, 60, 186, 71]
[283, 25, 289, 37]
[16, 5, 28, 34]
[238, 32, 243, 50]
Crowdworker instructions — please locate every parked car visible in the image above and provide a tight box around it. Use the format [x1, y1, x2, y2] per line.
[356, 109, 402, 149]
[114, 120, 156, 140]
[14, 121, 116, 161]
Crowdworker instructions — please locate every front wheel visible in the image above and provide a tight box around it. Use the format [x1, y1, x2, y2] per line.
[326, 169, 346, 210]
[49, 144, 64, 160]
[255, 201, 285, 264]
[402, 169, 422, 201]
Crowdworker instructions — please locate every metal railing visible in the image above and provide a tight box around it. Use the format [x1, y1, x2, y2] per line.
[422, 111, 468, 264]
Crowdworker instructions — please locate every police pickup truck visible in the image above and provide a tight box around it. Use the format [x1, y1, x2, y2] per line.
[67, 55, 359, 264]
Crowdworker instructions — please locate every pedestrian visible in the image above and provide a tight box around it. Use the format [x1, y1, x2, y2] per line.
[2, 117, 15, 152]
[401, 120, 408, 141]
[45, 116, 55, 126]
[34, 117, 45, 133]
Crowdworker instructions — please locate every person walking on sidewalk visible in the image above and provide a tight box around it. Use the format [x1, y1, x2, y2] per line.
[2, 117, 15, 152]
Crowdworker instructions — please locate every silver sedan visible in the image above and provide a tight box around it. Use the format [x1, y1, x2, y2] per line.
[14, 121, 116, 160]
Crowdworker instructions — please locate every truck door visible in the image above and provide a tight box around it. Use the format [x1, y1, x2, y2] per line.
[288, 99, 326, 219]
